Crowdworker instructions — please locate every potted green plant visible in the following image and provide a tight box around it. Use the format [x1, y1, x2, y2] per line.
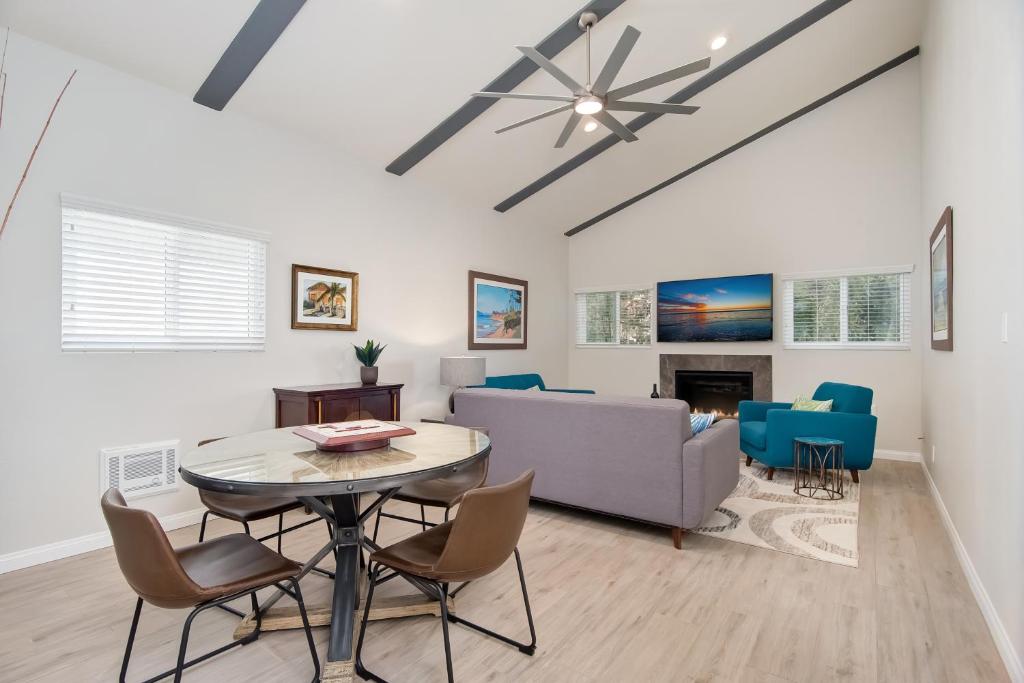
[354, 339, 386, 385]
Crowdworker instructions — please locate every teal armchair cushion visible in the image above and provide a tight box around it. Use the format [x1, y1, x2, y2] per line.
[813, 382, 872, 414]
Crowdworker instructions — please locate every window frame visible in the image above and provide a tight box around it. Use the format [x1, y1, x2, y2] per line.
[782, 265, 913, 351]
[59, 194, 270, 353]
[574, 285, 653, 349]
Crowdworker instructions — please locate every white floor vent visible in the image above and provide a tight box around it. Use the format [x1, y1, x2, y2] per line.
[100, 440, 180, 500]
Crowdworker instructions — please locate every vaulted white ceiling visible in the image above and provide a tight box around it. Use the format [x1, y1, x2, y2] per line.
[0, 0, 924, 234]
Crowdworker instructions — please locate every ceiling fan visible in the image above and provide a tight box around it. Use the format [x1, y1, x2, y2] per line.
[473, 12, 711, 148]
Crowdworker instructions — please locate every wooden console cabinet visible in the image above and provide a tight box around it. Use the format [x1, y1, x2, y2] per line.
[273, 382, 403, 427]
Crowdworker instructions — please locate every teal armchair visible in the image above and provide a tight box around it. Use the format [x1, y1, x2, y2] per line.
[472, 373, 595, 394]
[738, 382, 877, 481]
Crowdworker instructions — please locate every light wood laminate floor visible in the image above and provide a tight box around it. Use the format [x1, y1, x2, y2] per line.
[0, 461, 1009, 682]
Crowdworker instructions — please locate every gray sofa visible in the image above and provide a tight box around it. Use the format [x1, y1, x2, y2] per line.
[448, 388, 740, 548]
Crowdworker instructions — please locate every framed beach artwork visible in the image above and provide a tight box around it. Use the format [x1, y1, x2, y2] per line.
[929, 206, 953, 351]
[291, 264, 359, 331]
[468, 271, 527, 350]
[657, 273, 773, 342]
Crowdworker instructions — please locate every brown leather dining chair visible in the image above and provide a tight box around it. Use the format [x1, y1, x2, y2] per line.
[356, 470, 537, 683]
[195, 438, 317, 555]
[101, 488, 319, 683]
[370, 426, 489, 542]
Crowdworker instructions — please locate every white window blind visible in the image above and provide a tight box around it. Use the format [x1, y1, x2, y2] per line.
[575, 288, 652, 346]
[61, 196, 267, 352]
[782, 266, 912, 349]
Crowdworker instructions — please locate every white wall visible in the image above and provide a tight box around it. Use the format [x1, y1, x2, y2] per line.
[568, 59, 923, 454]
[0, 33, 567, 557]
[920, 0, 1024, 677]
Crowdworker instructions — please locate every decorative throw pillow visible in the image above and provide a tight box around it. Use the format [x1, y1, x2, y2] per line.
[792, 396, 833, 412]
[690, 413, 716, 435]
[523, 385, 542, 392]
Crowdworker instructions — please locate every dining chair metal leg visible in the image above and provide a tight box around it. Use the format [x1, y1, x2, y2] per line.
[119, 598, 143, 683]
[445, 547, 537, 655]
[355, 564, 383, 683]
[371, 508, 382, 543]
[444, 507, 450, 523]
[420, 505, 427, 531]
[242, 520, 251, 536]
[289, 578, 321, 683]
[276, 513, 284, 554]
[438, 582, 455, 683]
[173, 604, 200, 683]
[120, 589, 262, 683]
[197, 512, 210, 543]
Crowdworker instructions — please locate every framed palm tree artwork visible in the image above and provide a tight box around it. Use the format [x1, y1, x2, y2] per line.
[291, 264, 359, 331]
[468, 270, 527, 350]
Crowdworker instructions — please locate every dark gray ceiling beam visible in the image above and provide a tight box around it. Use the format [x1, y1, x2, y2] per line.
[194, 0, 307, 111]
[565, 47, 920, 237]
[385, 0, 628, 176]
[495, 0, 854, 213]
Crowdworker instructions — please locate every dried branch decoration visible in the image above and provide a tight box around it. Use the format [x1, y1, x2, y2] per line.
[0, 27, 9, 129]
[0, 69, 77, 241]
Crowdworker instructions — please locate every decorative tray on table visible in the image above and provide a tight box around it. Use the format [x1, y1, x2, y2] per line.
[293, 419, 416, 452]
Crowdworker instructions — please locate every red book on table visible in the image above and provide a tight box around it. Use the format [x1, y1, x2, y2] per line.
[292, 419, 416, 448]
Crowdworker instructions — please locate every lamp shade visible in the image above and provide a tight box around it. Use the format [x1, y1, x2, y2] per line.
[440, 356, 486, 387]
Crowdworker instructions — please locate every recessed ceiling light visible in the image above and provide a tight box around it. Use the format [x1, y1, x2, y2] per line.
[583, 120, 599, 133]
[710, 35, 728, 51]
[574, 95, 604, 116]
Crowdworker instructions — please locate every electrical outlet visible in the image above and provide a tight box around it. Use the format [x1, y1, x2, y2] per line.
[931, 445, 936, 463]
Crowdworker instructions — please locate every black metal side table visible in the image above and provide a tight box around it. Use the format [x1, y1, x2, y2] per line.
[793, 437, 845, 500]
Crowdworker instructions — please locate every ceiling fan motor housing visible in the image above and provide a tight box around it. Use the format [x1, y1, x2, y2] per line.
[578, 11, 599, 31]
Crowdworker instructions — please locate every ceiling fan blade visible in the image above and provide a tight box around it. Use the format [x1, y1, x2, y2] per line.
[591, 25, 640, 96]
[516, 46, 584, 94]
[496, 104, 574, 134]
[473, 91, 575, 102]
[606, 101, 700, 115]
[593, 110, 638, 142]
[554, 112, 582, 148]
[606, 56, 711, 100]
[194, 0, 306, 111]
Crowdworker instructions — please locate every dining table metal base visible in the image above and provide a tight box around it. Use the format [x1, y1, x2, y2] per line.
[227, 490, 452, 682]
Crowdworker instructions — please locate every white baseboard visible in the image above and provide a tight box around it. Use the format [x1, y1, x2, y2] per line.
[0, 507, 206, 575]
[874, 449, 922, 462]
[920, 462, 1024, 683]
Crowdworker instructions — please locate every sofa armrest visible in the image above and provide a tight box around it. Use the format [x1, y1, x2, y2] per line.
[543, 388, 596, 394]
[765, 409, 878, 462]
[738, 400, 793, 423]
[681, 419, 740, 528]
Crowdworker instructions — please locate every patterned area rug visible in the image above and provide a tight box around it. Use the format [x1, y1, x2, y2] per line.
[693, 458, 860, 567]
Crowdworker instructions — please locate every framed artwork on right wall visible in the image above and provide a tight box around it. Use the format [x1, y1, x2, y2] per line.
[929, 206, 953, 351]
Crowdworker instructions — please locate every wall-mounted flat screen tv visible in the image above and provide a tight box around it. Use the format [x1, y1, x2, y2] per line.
[657, 273, 773, 342]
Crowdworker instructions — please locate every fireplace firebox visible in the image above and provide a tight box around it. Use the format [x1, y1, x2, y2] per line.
[675, 370, 754, 418]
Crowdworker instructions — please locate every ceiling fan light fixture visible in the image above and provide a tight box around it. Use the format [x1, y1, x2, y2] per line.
[583, 119, 599, 133]
[574, 95, 604, 115]
[710, 35, 728, 51]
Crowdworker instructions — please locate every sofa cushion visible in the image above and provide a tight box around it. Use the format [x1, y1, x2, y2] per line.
[740, 420, 767, 449]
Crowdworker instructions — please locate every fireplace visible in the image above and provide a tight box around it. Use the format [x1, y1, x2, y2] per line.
[675, 370, 753, 418]
[659, 354, 771, 417]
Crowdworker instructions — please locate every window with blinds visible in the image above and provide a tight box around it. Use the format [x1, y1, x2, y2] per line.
[61, 196, 267, 352]
[782, 266, 912, 349]
[575, 288, 652, 346]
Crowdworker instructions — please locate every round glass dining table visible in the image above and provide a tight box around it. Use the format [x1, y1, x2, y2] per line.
[179, 421, 490, 678]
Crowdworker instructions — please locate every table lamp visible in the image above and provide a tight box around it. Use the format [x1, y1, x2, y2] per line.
[440, 356, 486, 414]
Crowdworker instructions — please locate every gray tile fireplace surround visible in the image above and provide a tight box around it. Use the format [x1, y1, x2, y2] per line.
[659, 354, 773, 402]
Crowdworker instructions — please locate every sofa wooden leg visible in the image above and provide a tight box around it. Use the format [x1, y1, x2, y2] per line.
[850, 469, 860, 484]
[671, 527, 684, 550]
[766, 467, 775, 481]
[745, 456, 752, 467]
